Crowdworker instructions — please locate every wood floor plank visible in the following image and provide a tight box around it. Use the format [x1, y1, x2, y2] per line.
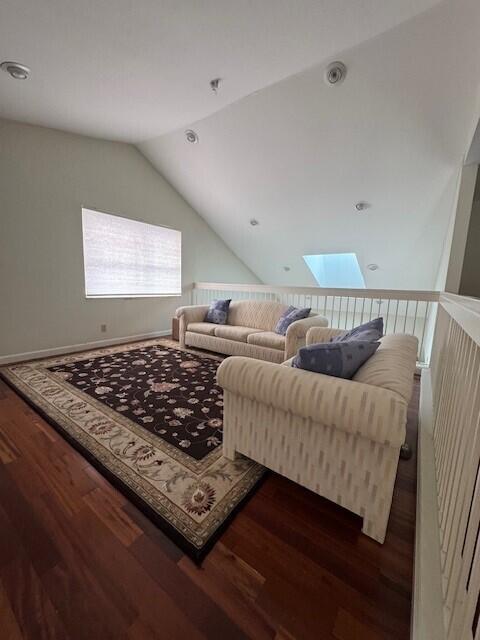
[41, 561, 128, 640]
[0, 427, 21, 464]
[0, 420, 87, 516]
[83, 486, 142, 547]
[333, 608, 387, 640]
[178, 552, 276, 640]
[122, 499, 184, 563]
[66, 502, 207, 640]
[0, 580, 24, 640]
[130, 533, 248, 640]
[274, 627, 298, 640]
[0, 466, 61, 576]
[1, 553, 68, 640]
[5, 460, 138, 631]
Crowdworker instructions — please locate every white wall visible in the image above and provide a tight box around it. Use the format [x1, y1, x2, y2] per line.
[0, 119, 258, 359]
[139, 0, 480, 290]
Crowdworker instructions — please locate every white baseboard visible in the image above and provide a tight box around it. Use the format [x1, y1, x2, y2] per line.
[412, 368, 446, 640]
[0, 330, 171, 366]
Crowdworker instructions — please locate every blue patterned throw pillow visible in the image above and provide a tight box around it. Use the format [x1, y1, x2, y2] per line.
[204, 299, 231, 325]
[275, 307, 311, 335]
[292, 340, 380, 379]
[274, 305, 295, 333]
[332, 317, 384, 343]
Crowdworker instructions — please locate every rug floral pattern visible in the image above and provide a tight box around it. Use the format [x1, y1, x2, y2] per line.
[48, 345, 224, 461]
[0, 340, 264, 559]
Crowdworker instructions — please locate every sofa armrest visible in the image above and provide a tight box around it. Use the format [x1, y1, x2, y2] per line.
[306, 326, 347, 345]
[217, 356, 407, 447]
[175, 305, 209, 346]
[284, 314, 329, 359]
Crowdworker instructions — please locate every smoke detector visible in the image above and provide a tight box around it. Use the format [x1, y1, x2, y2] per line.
[185, 129, 199, 144]
[249, 219, 259, 226]
[324, 61, 347, 86]
[1, 61, 31, 80]
[367, 263, 379, 271]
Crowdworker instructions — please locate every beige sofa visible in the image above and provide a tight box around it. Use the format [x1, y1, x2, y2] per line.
[175, 300, 328, 363]
[217, 326, 418, 543]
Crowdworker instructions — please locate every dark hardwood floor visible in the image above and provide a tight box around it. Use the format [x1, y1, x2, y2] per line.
[0, 373, 418, 640]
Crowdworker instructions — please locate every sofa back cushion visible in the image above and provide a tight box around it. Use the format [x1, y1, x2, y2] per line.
[227, 300, 292, 331]
[352, 333, 418, 403]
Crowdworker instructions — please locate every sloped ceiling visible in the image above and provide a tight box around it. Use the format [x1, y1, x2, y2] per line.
[1, 0, 479, 290]
[0, 0, 442, 142]
[139, 0, 480, 289]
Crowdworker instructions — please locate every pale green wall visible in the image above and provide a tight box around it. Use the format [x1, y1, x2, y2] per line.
[0, 119, 258, 357]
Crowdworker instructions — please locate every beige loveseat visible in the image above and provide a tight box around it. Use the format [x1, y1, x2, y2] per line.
[175, 300, 328, 363]
[217, 326, 418, 544]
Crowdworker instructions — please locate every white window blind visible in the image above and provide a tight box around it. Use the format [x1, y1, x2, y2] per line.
[82, 208, 181, 298]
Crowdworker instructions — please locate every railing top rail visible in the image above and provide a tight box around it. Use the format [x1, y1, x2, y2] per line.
[193, 282, 440, 302]
[440, 292, 480, 346]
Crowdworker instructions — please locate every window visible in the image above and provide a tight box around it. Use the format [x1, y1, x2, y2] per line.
[82, 208, 181, 298]
[303, 253, 365, 288]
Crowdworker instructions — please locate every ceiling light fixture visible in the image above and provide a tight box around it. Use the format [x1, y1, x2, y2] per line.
[249, 219, 259, 226]
[210, 78, 222, 94]
[185, 129, 199, 144]
[1, 61, 31, 80]
[355, 201, 370, 212]
[324, 61, 346, 86]
[367, 263, 379, 271]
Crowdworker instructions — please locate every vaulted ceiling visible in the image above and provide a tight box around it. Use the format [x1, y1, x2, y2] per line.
[1, 0, 443, 141]
[139, 0, 480, 289]
[1, 0, 479, 289]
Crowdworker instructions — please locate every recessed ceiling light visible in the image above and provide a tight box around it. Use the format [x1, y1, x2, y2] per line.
[367, 263, 379, 271]
[185, 129, 199, 144]
[355, 201, 370, 211]
[249, 219, 259, 226]
[1, 61, 31, 80]
[324, 61, 347, 86]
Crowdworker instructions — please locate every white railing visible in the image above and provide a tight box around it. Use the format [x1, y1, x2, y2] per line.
[192, 282, 440, 365]
[414, 293, 480, 640]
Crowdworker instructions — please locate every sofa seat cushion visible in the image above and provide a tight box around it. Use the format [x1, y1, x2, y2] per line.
[186, 322, 217, 336]
[213, 325, 263, 343]
[247, 331, 286, 351]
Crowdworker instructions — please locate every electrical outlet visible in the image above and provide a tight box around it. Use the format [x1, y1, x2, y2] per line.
[101, 324, 107, 333]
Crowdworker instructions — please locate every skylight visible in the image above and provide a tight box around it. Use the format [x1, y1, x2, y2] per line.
[303, 253, 366, 288]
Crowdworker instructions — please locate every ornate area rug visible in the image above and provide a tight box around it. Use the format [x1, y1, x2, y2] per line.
[0, 340, 265, 561]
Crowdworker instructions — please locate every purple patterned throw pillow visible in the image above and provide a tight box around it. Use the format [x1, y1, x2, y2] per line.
[293, 340, 380, 379]
[204, 299, 231, 325]
[275, 307, 311, 336]
[332, 317, 384, 343]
